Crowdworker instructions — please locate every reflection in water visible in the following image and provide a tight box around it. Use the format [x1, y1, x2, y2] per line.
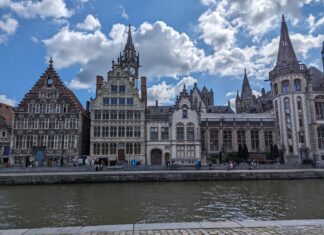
[0, 180, 324, 229]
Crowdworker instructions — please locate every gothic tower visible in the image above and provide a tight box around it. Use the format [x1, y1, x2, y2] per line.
[269, 15, 311, 165]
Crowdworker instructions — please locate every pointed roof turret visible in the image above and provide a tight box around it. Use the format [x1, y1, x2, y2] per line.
[124, 24, 135, 51]
[276, 15, 298, 67]
[241, 69, 253, 99]
[201, 85, 208, 93]
[321, 41, 324, 73]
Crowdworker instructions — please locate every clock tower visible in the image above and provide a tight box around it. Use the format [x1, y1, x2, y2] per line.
[120, 25, 140, 82]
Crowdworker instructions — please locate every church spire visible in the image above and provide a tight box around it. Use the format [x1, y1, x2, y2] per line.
[124, 24, 135, 51]
[276, 15, 298, 67]
[241, 68, 253, 99]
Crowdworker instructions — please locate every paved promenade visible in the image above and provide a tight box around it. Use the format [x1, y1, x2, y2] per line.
[1, 168, 324, 184]
[2, 220, 324, 235]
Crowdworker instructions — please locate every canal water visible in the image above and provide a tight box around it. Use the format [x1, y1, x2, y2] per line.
[0, 180, 324, 229]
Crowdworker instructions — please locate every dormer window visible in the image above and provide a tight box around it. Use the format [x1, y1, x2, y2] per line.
[182, 109, 188, 119]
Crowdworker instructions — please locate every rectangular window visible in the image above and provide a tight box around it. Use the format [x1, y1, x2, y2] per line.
[110, 111, 117, 120]
[119, 98, 125, 105]
[187, 125, 195, 140]
[126, 143, 133, 154]
[134, 126, 141, 137]
[111, 85, 118, 92]
[127, 98, 133, 105]
[315, 102, 324, 120]
[102, 126, 109, 137]
[176, 145, 185, 158]
[126, 126, 133, 137]
[102, 111, 109, 120]
[94, 126, 101, 137]
[134, 111, 141, 120]
[150, 127, 158, 140]
[102, 143, 109, 155]
[110, 126, 117, 137]
[161, 127, 169, 140]
[282, 80, 290, 93]
[119, 85, 125, 92]
[111, 98, 117, 105]
[299, 132, 305, 143]
[134, 143, 141, 154]
[110, 143, 117, 154]
[187, 145, 195, 158]
[103, 97, 109, 105]
[93, 143, 100, 155]
[118, 111, 125, 120]
[294, 79, 301, 92]
[127, 111, 133, 119]
[118, 126, 125, 137]
[94, 111, 101, 120]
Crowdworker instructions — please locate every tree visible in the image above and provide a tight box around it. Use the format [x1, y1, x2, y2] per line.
[243, 144, 249, 161]
[238, 144, 244, 160]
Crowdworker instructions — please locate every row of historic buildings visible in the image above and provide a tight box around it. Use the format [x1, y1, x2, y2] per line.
[1, 16, 324, 167]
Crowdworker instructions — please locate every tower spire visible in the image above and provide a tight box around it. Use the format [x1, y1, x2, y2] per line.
[321, 41, 324, 73]
[124, 24, 135, 51]
[276, 15, 298, 67]
[241, 69, 253, 99]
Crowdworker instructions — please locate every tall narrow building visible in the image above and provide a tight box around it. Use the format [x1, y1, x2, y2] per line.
[0, 103, 13, 165]
[269, 15, 311, 165]
[11, 59, 90, 166]
[90, 25, 146, 166]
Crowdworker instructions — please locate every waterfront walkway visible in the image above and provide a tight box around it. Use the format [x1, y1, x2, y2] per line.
[1, 168, 324, 184]
[2, 220, 324, 235]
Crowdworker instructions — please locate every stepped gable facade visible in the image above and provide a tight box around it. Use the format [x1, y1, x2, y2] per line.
[11, 59, 90, 166]
[0, 103, 13, 165]
[89, 25, 146, 166]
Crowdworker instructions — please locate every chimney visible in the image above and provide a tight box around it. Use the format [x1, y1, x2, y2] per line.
[86, 101, 90, 112]
[96, 76, 104, 95]
[141, 76, 147, 110]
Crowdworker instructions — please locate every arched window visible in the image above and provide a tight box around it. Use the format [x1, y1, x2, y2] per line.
[209, 129, 218, 151]
[282, 80, 290, 93]
[315, 96, 324, 120]
[251, 129, 260, 152]
[294, 79, 301, 92]
[223, 129, 232, 151]
[187, 123, 195, 140]
[176, 123, 184, 140]
[318, 126, 324, 149]
[237, 130, 246, 146]
[273, 83, 278, 96]
[284, 97, 290, 110]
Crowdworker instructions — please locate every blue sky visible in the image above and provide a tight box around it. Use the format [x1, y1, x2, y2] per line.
[0, 0, 323, 109]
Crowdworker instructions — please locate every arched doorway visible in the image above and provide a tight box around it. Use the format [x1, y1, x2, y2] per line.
[151, 149, 162, 165]
[118, 149, 125, 161]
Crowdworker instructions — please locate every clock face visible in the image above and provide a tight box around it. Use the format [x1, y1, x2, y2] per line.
[130, 67, 136, 75]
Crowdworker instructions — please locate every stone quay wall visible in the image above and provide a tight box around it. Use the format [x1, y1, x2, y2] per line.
[0, 169, 324, 185]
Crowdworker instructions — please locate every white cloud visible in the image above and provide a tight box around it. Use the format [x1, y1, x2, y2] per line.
[200, 0, 216, 6]
[117, 5, 129, 20]
[67, 79, 95, 93]
[0, 0, 73, 19]
[76, 14, 101, 31]
[0, 14, 18, 35]
[0, 94, 16, 107]
[43, 21, 207, 88]
[0, 14, 18, 44]
[226, 91, 236, 97]
[309, 15, 324, 33]
[31, 36, 39, 43]
[252, 90, 261, 97]
[198, 6, 236, 50]
[147, 76, 197, 105]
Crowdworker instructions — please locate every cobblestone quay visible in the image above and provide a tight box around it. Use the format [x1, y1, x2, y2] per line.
[0, 169, 324, 185]
[1, 220, 324, 235]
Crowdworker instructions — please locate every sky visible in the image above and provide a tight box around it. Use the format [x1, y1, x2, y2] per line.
[0, 0, 323, 109]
